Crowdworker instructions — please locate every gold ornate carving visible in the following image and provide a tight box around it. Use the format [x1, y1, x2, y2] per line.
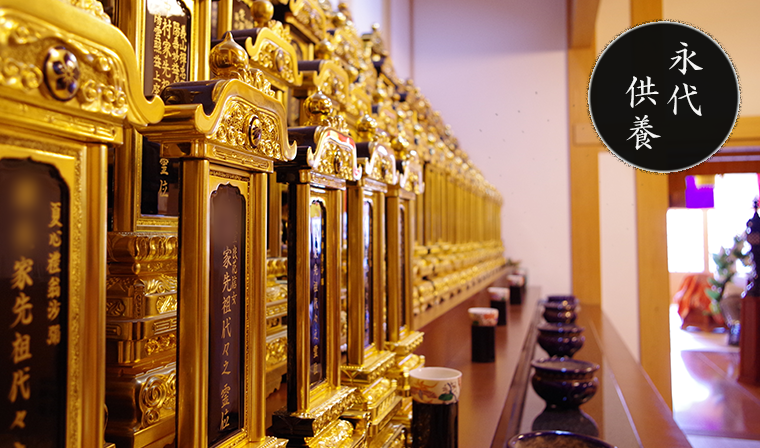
[340, 350, 397, 385]
[106, 273, 177, 294]
[0, 14, 127, 113]
[0, 8, 163, 126]
[303, 90, 348, 133]
[290, 0, 326, 43]
[267, 257, 288, 278]
[370, 423, 405, 448]
[259, 437, 290, 448]
[360, 378, 394, 407]
[387, 331, 424, 357]
[211, 32, 276, 98]
[57, 0, 111, 24]
[361, 142, 397, 185]
[212, 98, 285, 162]
[365, 23, 388, 62]
[266, 282, 288, 303]
[317, 66, 348, 110]
[329, 13, 365, 73]
[258, 40, 295, 83]
[350, 86, 372, 120]
[304, 127, 360, 182]
[138, 371, 176, 429]
[316, 142, 354, 180]
[153, 317, 177, 334]
[399, 159, 424, 195]
[266, 335, 288, 368]
[105, 298, 126, 318]
[266, 302, 288, 317]
[156, 293, 177, 314]
[0, 54, 43, 91]
[276, 387, 360, 436]
[304, 419, 354, 448]
[107, 232, 179, 264]
[209, 146, 273, 173]
[144, 333, 177, 356]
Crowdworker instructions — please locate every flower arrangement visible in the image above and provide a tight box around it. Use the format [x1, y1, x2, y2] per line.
[705, 232, 751, 315]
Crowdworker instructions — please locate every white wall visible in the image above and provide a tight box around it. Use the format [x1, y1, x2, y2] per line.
[594, 0, 640, 360]
[388, 0, 411, 79]
[598, 152, 640, 361]
[400, 0, 571, 295]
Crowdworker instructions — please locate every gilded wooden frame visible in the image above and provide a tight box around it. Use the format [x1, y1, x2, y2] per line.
[346, 183, 387, 365]
[386, 188, 415, 342]
[0, 134, 107, 448]
[112, 0, 211, 233]
[288, 183, 344, 413]
[176, 160, 273, 448]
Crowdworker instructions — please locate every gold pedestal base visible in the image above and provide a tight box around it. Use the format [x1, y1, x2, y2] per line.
[271, 386, 361, 437]
[105, 363, 176, 448]
[368, 423, 405, 448]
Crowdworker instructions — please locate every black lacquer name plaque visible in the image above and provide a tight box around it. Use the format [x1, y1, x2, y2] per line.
[0, 158, 69, 448]
[208, 184, 246, 446]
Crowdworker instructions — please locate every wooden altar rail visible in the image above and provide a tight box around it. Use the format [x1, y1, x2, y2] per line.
[416, 285, 691, 448]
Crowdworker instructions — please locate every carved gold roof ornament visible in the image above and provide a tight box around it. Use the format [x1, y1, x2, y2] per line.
[300, 58, 350, 112]
[355, 136, 398, 186]
[141, 33, 297, 166]
[0, 0, 165, 142]
[57, 0, 110, 23]
[363, 23, 403, 91]
[303, 89, 349, 134]
[398, 155, 424, 195]
[394, 104, 418, 153]
[433, 138, 448, 168]
[350, 85, 372, 126]
[357, 113, 420, 192]
[278, 0, 327, 45]
[325, 4, 373, 86]
[279, 90, 360, 183]
[220, 0, 304, 90]
[305, 125, 361, 182]
[356, 114, 378, 143]
[314, 3, 376, 127]
[365, 23, 388, 62]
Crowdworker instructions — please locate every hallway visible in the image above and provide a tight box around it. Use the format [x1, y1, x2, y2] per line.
[670, 304, 760, 447]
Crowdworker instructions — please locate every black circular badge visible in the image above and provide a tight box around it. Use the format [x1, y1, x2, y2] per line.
[589, 21, 739, 173]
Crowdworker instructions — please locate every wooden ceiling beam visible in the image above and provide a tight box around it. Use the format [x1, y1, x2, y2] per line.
[569, 0, 600, 49]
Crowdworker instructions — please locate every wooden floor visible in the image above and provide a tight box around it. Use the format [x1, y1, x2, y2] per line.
[671, 305, 760, 443]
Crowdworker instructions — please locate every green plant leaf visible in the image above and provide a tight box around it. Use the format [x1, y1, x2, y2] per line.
[438, 393, 454, 402]
[705, 288, 721, 301]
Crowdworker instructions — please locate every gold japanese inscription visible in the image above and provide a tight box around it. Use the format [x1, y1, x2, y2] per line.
[146, 6, 190, 96]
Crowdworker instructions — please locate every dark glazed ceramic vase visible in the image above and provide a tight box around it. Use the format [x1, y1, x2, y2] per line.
[547, 295, 578, 305]
[508, 430, 616, 448]
[531, 358, 599, 409]
[537, 323, 585, 358]
[543, 304, 577, 324]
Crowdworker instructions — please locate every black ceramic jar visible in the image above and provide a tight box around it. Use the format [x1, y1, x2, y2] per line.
[537, 323, 585, 358]
[531, 358, 599, 409]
